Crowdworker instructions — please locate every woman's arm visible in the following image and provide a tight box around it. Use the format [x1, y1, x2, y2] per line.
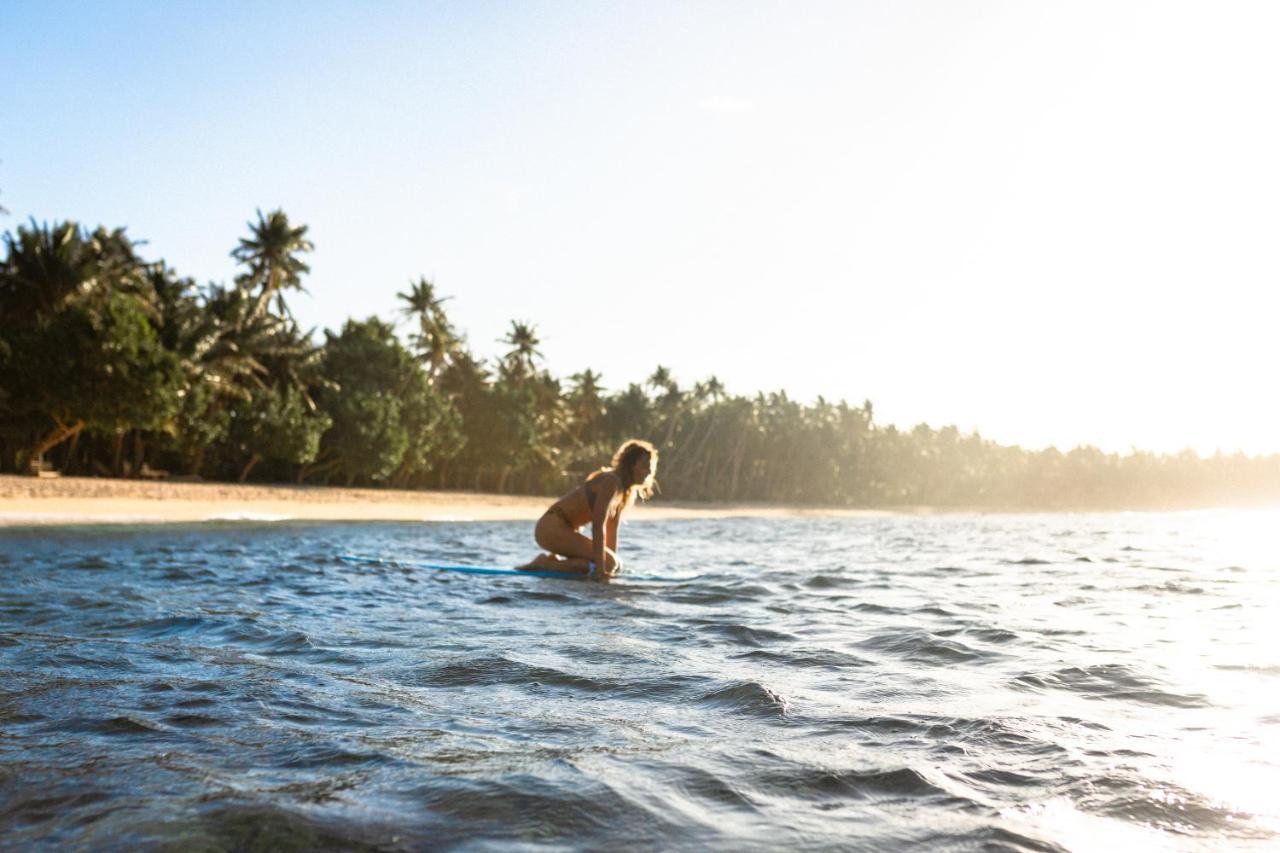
[591, 476, 619, 574]
[606, 514, 620, 567]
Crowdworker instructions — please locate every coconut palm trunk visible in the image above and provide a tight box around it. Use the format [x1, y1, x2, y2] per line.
[30, 418, 85, 469]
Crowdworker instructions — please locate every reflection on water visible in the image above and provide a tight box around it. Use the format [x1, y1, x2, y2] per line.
[1, 510, 1276, 850]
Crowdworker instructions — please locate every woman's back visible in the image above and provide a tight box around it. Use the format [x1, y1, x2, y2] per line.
[551, 470, 615, 526]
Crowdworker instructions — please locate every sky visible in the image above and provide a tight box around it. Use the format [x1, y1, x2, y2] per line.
[4, 1, 1278, 456]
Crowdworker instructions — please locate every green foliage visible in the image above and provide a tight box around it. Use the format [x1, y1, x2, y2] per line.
[314, 317, 460, 485]
[0, 222, 182, 467]
[226, 384, 330, 479]
[393, 371, 464, 486]
[2, 213, 1277, 509]
[168, 379, 230, 470]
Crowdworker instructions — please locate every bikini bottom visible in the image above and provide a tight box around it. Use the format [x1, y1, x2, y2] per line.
[544, 505, 575, 527]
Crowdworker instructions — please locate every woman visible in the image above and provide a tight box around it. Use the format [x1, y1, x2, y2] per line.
[518, 439, 658, 579]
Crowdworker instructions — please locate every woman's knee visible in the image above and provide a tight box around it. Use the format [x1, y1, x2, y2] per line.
[540, 529, 593, 560]
[533, 516, 557, 551]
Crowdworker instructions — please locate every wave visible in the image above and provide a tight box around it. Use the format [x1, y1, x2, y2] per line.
[697, 681, 791, 717]
[963, 767, 1044, 788]
[752, 763, 959, 803]
[406, 773, 683, 846]
[163, 712, 222, 728]
[1012, 664, 1210, 708]
[1125, 582, 1207, 595]
[693, 622, 796, 647]
[1214, 663, 1280, 676]
[149, 802, 416, 851]
[666, 583, 773, 605]
[731, 647, 874, 670]
[915, 825, 1065, 852]
[856, 630, 987, 664]
[1092, 777, 1263, 838]
[89, 715, 165, 735]
[803, 574, 860, 589]
[128, 615, 208, 640]
[936, 625, 1020, 644]
[404, 654, 615, 693]
[817, 714, 1072, 760]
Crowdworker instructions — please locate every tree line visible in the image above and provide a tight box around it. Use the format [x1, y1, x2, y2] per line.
[2, 210, 1277, 510]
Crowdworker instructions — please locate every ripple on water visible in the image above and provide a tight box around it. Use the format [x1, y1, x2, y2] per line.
[163, 712, 222, 729]
[693, 621, 796, 648]
[731, 647, 875, 670]
[405, 654, 614, 693]
[665, 586, 766, 606]
[1086, 776, 1263, 839]
[407, 772, 683, 844]
[668, 763, 759, 811]
[856, 630, 987, 665]
[127, 615, 209, 640]
[802, 574, 861, 590]
[697, 681, 791, 718]
[1215, 663, 1280, 677]
[89, 715, 166, 736]
[752, 762, 964, 805]
[936, 625, 1020, 645]
[1012, 664, 1210, 708]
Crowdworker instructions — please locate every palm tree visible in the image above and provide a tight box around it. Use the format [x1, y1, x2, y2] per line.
[568, 368, 604, 398]
[0, 221, 149, 326]
[500, 320, 543, 380]
[230, 209, 313, 319]
[673, 375, 730, 496]
[566, 368, 606, 445]
[398, 275, 448, 318]
[439, 348, 491, 401]
[644, 365, 685, 452]
[647, 365, 675, 396]
[398, 276, 457, 379]
[0, 221, 155, 470]
[151, 274, 328, 477]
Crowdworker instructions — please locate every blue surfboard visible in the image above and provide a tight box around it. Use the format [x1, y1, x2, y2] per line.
[338, 553, 686, 583]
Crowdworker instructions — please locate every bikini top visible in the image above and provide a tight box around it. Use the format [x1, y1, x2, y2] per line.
[583, 476, 598, 511]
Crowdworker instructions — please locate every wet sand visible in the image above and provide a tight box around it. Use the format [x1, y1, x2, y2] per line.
[0, 475, 898, 526]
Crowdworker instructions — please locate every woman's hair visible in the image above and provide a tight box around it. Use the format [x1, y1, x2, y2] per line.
[609, 439, 658, 508]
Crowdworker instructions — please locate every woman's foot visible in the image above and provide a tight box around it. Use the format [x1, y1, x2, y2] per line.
[516, 553, 562, 571]
[516, 553, 597, 576]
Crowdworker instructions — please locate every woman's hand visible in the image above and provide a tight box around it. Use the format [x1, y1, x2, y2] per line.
[593, 550, 620, 579]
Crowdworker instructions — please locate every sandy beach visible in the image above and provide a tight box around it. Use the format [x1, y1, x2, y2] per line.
[0, 475, 898, 526]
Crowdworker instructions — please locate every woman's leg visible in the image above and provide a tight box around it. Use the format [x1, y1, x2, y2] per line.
[519, 554, 595, 573]
[519, 514, 595, 574]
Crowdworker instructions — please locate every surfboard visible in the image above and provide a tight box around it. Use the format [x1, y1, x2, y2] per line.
[337, 553, 686, 583]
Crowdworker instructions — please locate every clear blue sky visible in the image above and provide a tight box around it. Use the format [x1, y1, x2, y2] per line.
[4, 1, 1278, 454]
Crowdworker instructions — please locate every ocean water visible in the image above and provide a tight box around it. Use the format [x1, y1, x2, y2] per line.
[1, 511, 1277, 851]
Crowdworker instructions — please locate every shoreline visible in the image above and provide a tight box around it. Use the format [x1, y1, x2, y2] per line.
[3, 475, 1265, 527]
[0, 475, 903, 526]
